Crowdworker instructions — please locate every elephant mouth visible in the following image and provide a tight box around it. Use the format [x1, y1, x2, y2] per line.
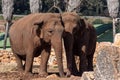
[40, 39, 51, 45]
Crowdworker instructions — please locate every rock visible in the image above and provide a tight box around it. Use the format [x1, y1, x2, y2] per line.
[69, 75, 81, 80]
[10, 59, 16, 63]
[94, 42, 112, 65]
[94, 46, 120, 80]
[48, 54, 57, 67]
[34, 57, 41, 64]
[2, 54, 10, 59]
[2, 58, 10, 63]
[0, 53, 3, 57]
[113, 33, 120, 47]
[81, 72, 94, 80]
[46, 74, 58, 78]
[10, 57, 16, 61]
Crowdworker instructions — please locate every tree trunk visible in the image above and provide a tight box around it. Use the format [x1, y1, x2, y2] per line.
[29, 0, 42, 13]
[107, 0, 119, 40]
[66, 0, 82, 12]
[107, 0, 119, 18]
[113, 18, 116, 41]
[3, 22, 8, 49]
[2, 0, 14, 49]
[2, 0, 14, 21]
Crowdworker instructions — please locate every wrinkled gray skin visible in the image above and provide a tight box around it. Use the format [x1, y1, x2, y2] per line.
[62, 12, 97, 76]
[9, 13, 65, 77]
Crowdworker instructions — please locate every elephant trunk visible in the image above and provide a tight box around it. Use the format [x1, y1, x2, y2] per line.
[51, 35, 65, 77]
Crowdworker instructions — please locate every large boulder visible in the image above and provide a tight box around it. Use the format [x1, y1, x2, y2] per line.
[94, 46, 120, 80]
[94, 42, 112, 65]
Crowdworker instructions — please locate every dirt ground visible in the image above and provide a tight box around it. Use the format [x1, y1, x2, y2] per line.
[0, 71, 81, 80]
[0, 52, 82, 80]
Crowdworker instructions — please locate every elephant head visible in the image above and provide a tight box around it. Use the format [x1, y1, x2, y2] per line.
[34, 13, 65, 77]
[62, 12, 86, 35]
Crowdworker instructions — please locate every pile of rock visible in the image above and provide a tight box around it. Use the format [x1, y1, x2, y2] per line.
[81, 33, 120, 80]
[0, 48, 67, 71]
[0, 50, 15, 63]
[94, 45, 120, 80]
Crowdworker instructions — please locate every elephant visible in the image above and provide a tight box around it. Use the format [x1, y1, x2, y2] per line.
[9, 13, 65, 77]
[62, 12, 97, 76]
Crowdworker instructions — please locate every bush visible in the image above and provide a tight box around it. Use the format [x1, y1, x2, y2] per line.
[0, 16, 3, 20]
[92, 19, 105, 24]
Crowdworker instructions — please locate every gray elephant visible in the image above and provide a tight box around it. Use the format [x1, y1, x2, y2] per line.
[9, 13, 65, 77]
[62, 12, 97, 76]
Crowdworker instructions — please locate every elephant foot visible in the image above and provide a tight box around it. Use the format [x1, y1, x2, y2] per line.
[65, 69, 71, 77]
[87, 67, 93, 71]
[71, 69, 80, 76]
[59, 73, 65, 77]
[79, 72, 83, 76]
[23, 72, 33, 77]
[17, 68, 24, 72]
[65, 69, 79, 77]
[16, 68, 24, 75]
[39, 72, 48, 77]
[79, 70, 86, 76]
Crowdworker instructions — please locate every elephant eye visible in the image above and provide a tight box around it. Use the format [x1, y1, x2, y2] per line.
[48, 29, 54, 34]
[49, 30, 53, 33]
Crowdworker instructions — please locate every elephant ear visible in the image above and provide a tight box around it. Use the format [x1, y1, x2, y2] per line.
[79, 18, 88, 29]
[79, 19, 85, 27]
[34, 21, 44, 39]
[78, 18, 88, 36]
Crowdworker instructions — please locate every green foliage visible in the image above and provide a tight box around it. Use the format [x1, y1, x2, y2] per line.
[0, 16, 3, 20]
[12, 16, 22, 20]
[107, 21, 112, 24]
[92, 19, 105, 24]
[0, 15, 22, 20]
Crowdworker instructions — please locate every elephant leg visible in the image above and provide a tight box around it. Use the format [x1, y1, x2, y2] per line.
[79, 53, 88, 76]
[65, 53, 72, 77]
[39, 47, 51, 77]
[14, 53, 24, 72]
[87, 54, 94, 71]
[23, 62, 25, 70]
[71, 55, 79, 76]
[64, 37, 79, 76]
[24, 50, 34, 74]
[65, 53, 79, 77]
[63, 37, 73, 77]
[79, 45, 88, 76]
